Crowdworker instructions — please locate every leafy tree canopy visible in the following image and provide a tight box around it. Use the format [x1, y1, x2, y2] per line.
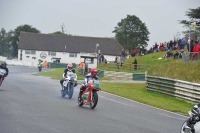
[112, 15, 150, 51]
[179, 7, 200, 38]
[10, 24, 40, 57]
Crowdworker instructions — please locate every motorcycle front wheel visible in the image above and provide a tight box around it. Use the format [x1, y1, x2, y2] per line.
[90, 92, 98, 109]
[180, 120, 193, 133]
[78, 94, 83, 106]
[61, 87, 66, 97]
[68, 85, 74, 99]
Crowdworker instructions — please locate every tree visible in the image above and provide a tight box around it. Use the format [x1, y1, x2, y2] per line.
[9, 24, 40, 57]
[112, 15, 150, 51]
[0, 28, 13, 57]
[51, 31, 65, 35]
[179, 7, 200, 38]
[0, 28, 7, 56]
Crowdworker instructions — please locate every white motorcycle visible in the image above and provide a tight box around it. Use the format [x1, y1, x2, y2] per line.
[61, 71, 77, 99]
[0, 69, 6, 86]
[181, 104, 200, 133]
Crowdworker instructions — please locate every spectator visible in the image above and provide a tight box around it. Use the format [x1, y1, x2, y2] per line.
[173, 51, 182, 59]
[104, 59, 107, 64]
[180, 38, 185, 50]
[78, 62, 84, 69]
[44, 61, 49, 68]
[98, 53, 102, 64]
[101, 54, 105, 63]
[154, 43, 158, 52]
[163, 42, 168, 50]
[163, 50, 173, 59]
[192, 41, 200, 61]
[116, 56, 120, 69]
[132, 58, 138, 70]
[169, 40, 173, 52]
[114, 56, 117, 63]
[121, 48, 126, 58]
[121, 48, 126, 66]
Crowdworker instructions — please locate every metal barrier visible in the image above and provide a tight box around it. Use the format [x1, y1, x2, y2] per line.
[133, 73, 145, 81]
[182, 52, 200, 63]
[146, 75, 200, 103]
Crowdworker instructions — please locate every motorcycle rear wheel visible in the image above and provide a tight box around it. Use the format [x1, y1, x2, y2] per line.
[90, 92, 98, 109]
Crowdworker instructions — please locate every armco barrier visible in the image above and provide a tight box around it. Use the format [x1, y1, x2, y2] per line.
[133, 73, 145, 81]
[146, 76, 200, 103]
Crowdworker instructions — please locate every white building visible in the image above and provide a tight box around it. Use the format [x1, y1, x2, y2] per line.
[18, 32, 122, 68]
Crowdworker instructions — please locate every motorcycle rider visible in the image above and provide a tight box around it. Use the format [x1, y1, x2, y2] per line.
[0, 62, 9, 76]
[60, 63, 77, 91]
[0, 62, 9, 83]
[79, 68, 100, 96]
[185, 103, 200, 132]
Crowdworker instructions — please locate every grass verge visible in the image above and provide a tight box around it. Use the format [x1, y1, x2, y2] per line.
[35, 68, 112, 80]
[100, 82, 194, 116]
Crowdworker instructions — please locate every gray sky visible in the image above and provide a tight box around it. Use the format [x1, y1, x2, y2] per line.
[0, 0, 199, 48]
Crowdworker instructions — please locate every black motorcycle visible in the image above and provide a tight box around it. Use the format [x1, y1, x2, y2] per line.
[181, 104, 200, 133]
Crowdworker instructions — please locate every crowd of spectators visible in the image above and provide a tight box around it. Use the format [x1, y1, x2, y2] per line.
[131, 37, 200, 60]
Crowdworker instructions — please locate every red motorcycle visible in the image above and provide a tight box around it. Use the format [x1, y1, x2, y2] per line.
[0, 69, 6, 86]
[78, 79, 101, 109]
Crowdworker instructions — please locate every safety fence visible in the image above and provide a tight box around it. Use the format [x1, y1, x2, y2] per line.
[146, 75, 200, 103]
[182, 52, 200, 63]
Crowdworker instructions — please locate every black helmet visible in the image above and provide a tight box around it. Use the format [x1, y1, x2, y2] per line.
[1, 62, 7, 68]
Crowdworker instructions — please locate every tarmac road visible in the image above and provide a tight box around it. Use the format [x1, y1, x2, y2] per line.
[0, 66, 187, 133]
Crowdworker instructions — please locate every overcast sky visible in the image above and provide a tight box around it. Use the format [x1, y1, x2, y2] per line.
[0, 0, 199, 48]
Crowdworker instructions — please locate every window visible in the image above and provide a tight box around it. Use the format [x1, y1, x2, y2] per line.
[48, 51, 56, 56]
[25, 50, 36, 55]
[69, 53, 77, 57]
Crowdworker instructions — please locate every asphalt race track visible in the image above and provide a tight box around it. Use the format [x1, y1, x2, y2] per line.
[0, 66, 187, 133]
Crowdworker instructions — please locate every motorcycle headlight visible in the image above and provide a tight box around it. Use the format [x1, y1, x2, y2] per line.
[188, 111, 193, 117]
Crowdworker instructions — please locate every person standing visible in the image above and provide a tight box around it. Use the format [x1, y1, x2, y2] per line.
[121, 48, 126, 66]
[169, 40, 173, 52]
[192, 41, 200, 61]
[180, 38, 185, 50]
[132, 58, 138, 70]
[116, 56, 120, 69]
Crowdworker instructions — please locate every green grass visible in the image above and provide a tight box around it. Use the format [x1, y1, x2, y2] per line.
[101, 82, 194, 116]
[35, 68, 112, 80]
[99, 50, 200, 83]
[98, 51, 171, 73]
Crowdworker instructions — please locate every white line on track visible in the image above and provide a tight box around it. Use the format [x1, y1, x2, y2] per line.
[100, 91, 189, 118]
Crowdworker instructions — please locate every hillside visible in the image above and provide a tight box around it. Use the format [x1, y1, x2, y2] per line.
[98, 51, 200, 83]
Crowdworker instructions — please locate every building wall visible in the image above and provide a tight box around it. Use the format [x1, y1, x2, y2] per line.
[18, 49, 103, 68]
[103, 55, 116, 62]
